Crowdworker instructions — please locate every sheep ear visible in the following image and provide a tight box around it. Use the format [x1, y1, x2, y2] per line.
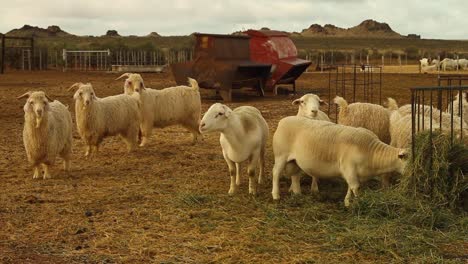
[115, 73, 131, 81]
[319, 99, 328, 106]
[17, 91, 32, 100]
[292, 99, 301, 105]
[44, 94, 53, 102]
[140, 80, 146, 90]
[222, 105, 232, 117]
[68, 83, 83, 91]
[398, 150, 408, 159]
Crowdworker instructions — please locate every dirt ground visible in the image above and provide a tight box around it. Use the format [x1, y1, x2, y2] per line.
[0, 70, 464, 263]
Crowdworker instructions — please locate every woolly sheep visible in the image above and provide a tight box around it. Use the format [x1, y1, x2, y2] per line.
[199, 103, 268, 195]
[441, 58, 458, 71]
[397, 103, 467, 131]
[420, 58, 429, 68]
[290, 94, 331, 193]
[333, 96, 393, 144]
[18, 91, 73, 179]
[116, 73, 201, 147]
[69, 83, 141, 157]
[272, 116, 407, 206]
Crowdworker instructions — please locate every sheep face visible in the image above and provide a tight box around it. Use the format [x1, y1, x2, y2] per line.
[123, 74, 145, 95]
[18, 91, 52, 128]
[293, 94, 326, 118]
[199, 103, 232, 133]
[72, 84, 96, 109]
[396, 150, 408, 175]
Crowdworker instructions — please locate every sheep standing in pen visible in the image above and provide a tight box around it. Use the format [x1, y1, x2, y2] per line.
[199, 103, 268, 195]
[333, 96, 395, 144]
[115, 73, 201, 147]
[69, 83, 141, 157]
[18, 91, 73, 179]
[272, 116, 407, 206]
[289, 93, 331, 194]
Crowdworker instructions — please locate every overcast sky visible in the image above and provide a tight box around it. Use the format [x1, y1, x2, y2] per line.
[1, 0, 467, 39]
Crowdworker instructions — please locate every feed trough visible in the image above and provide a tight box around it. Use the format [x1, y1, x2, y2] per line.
[171, 31, 311, 101]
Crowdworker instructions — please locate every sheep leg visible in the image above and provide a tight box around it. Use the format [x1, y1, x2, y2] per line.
[84, 145, 91, 158]
[33, 166, 40, 179]
[248, 154, 260, 195]
[42, 164, 51, 179]
[184, 121, 202, 144]
[125, 127, 139, 152]
[311, 176, 319, 193]
[235, 163, 241, 186]
[63, 159, 71, 171]
[140, 122, 152, 147]
[257, 148, 265, 185]
[223, 151, 236, 195]
[289, 174, 301, 194]
[272, 157, 287, 200]
[343, 169, 360, 207]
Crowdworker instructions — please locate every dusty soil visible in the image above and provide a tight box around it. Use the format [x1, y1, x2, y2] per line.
[0, 70, 463, 263]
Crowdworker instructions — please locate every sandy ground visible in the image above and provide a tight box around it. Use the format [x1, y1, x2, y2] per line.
[0, 70, 464, 263]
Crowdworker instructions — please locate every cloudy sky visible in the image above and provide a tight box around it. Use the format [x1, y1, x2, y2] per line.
[0, 0, 467, 39]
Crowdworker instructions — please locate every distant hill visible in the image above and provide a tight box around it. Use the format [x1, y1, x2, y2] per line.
[6, 25, 73, 37]
[300, 19, 402, 38]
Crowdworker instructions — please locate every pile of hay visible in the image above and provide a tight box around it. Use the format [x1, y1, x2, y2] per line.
[352, 131, 467, 224]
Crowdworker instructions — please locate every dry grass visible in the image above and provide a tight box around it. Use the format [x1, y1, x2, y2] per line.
[0, 71, 467, 263]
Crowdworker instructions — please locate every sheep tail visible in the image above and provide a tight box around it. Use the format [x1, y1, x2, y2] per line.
[187, 78, 199, 91]
[333, 96, 348, 115]
[387, 97, 398, 111]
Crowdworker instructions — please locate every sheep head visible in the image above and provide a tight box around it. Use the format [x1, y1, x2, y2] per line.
[116, 73, 145, 95]
[293, 93, 326, 119]
[18, 91, 53, 128]
[69, 83, 96, 110]
[199, 103, 232, 133]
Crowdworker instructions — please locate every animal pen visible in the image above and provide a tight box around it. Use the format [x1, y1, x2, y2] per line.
[0, 35, 34, 74]
[62, 49, 111, 71]
[327, 64, 383, 119]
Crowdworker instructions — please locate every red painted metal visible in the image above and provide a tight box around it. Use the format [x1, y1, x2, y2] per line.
[245, 30, 311, 90]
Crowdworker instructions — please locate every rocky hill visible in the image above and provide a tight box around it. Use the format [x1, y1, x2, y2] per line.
[6, 25, 73, 37]
[300, 19, 402, 38]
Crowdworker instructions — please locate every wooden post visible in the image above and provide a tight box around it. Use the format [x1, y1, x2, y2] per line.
[0, 34, 4, 74]
[30, 38, 35, 70]
[39, 49, 42, 70]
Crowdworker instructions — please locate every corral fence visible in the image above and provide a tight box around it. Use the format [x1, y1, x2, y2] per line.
[303, 50, 409, 69]
[410, 78, 467, 160]
[326, 64, 383, 120]
[62, 48, 193, 71]
[0, 35, 50, 73]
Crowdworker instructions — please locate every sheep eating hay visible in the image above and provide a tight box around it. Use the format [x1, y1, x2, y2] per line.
[69, 82, 141, 157]
[199, 103, 268, 195]
[18, 91, 73, 179]
[115, 73, 202, 147]
[272, 116, 407, 206]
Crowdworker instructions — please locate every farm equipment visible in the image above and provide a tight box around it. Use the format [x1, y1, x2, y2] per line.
[171, 30, 311, 101]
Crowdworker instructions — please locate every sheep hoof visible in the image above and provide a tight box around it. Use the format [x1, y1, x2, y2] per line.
[249, 188, 256, 195]
[43, 174, 51, 180]
[228, 188, 235, 195]
[272, 193, 280, 200]
[33, 173, 39, 179]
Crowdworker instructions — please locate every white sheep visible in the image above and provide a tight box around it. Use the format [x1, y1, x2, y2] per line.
[289, 93, 331, 193]
[333, 96, 393, 144]
[69, 83, 141, 157]
[420, 58, 429, 69]
[199, 103, 268, 195]
[441, 58, 458, 71]
[272, 116, 407, 206]
[18, 91, 73, 179]
[115, 73, 201, 147]
[457, 59, 468, 70]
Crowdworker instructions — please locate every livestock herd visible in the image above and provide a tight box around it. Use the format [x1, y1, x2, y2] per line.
[18, 73, 468, 206]
[420, 57, 468, 72]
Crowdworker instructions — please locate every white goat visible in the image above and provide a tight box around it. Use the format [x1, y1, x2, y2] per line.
[199, 103, 268, 195]
[441, 58, 458, 71]
[272, 116, 407, 206]
[420, 58, 429, 68]
[69, 83, 141, 157]
[18, 91, 73, 179]
[116, 73, 201, 147]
